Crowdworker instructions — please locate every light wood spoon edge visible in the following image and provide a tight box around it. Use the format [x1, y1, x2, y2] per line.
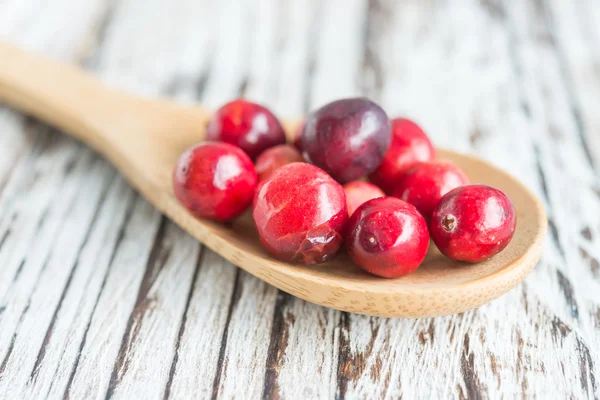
[0, 41, 547, 318]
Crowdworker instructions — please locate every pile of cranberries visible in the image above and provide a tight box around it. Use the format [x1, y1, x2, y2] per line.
[173, 98, 517, 278]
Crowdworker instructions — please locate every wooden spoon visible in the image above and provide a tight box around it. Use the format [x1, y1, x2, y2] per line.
[0, 42, 546, 318]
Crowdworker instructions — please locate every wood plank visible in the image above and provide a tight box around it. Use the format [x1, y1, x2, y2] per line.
[201, 0, 253, 109]
[165, 249, 237, 399]
[26, 177, 135, 399]
[271, 0, 316, 118]
[64, 195, 161, 398]
[0, 145, 113, 397]
[546, 0, 600, 166]
[0, 0, 108, 59]
[104, 221, 200, 400]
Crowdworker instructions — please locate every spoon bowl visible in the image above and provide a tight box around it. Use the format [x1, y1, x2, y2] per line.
[0, 42, 546, 317]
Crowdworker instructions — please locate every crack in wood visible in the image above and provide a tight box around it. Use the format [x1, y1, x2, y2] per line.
[28, 172, 114, 383]
[538, 0, 599, 174]
[28, 262, 78, 383]
[550, 315, 571, 342]
[556, 270, 579, 320]
[303, 4, 321, 114]
[335, 312, 351, 400]
[0, 118, 38, 197]
[533, 145, 550, 203]
[261, 291, 293, 400]
[520, 284, 530, 316]
[361, 0, 386, 98]
[592, 307, 600, 330]
[335, 313, 382, 400]
[81, 1, 118, 70]
[105, 216, 170, 399]
[514, 330, 529, 395]
[62, 193, 137, 399]
[593, 186, 600, 202]
[533, 147, 570, 262]
[579, 246, 600, 280]
[10, 260, 25, 285]
[163, 245, 205, 400]
[1, 221, 71, 375]
[460, 332, 484, 400]
[488, 352, 500, 389]
[576, 336, 597, 397]
[469, 123, 485, 147]
[0, 229, 10, 251]
[547, 219, 565, 258]
[580, 226, 593, 241]
[210, 269, 242, 400]
[0, 303, 29, 376]
[480, 0, 506, 20]
[418, 319, 436, 346]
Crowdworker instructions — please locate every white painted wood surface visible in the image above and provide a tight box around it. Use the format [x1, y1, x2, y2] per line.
[0, 0, 599, 398]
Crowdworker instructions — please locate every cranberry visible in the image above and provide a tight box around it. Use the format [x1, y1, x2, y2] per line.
[345, 197, 429, 278]
[343, 181, 385, 217]
[302, 98, 391, 183]
[430, 185, 517, 262]
[206, 99, 286, 159]
[255, 144, 304, 182]
[253, 162, 348, 264]
[391, 160, 469, 221]
[173, 142, 257, 221]
[369, 118, 436, 193]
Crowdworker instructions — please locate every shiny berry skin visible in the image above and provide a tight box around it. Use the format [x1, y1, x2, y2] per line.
[302, 98, 392, 183]
[392, 160, 469, 221]
[173, 142, 257, 221]
[255, 144, 304, 182]
[345, 197, 429, 278]
[369, 118, 436, 193]
[343, 181, 385, 217]
[430, 185, 517, 262]
[206, 99, 286, 159]
[253, 162, 348, 264]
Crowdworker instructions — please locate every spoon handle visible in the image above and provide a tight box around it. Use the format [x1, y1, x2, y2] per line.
[0, 41, 211, 151]
[0, 42, 125, 144]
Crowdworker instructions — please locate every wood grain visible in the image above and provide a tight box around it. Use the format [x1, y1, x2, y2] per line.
[0, 0, 598, 398]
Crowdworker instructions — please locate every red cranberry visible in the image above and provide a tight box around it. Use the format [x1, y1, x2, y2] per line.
[343, 181, 385, 217]
[255, 144, 304, 182]
[392, 160, 469, 221]
[369, 118, 436, 193]
[253, 162, 348, 264]
[345, 197, 429, 278]
[206, 99, 286, 159]
[173, 142, 257, 221]
[430, 185, 517, 262]
[302, 98, 391, 183]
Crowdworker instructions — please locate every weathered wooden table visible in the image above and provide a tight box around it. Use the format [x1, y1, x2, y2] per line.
[0, 0, 598, 398]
